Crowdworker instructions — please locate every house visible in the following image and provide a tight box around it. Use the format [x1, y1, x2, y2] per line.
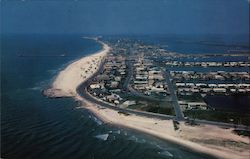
[178, 101, 207, 110]
[90, 83, 104, 89]
[176, 83, 185, 87]
[111, 81, 119, 88]
[208, 84, 217, 87]
[214, 75, 225, 80]
[149, 86, 166, 93]
[121, 100, 136, 108]
[213, 88, 226, 93]
[188, 102, 207, 110]
[115, 76, 122, 82]
[106, 94, 122, 102]
[148, 74, 164, 80]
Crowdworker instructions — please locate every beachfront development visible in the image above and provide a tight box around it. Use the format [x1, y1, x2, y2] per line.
[3, 0, 249, 158]
[45, 38, 250, 159]
[86, 38, 250, 123]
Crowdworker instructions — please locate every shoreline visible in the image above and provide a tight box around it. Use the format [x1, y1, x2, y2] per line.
[82, 99, 249, 159]
[44, 38, 110, 98]
[46, 39, 250, 159]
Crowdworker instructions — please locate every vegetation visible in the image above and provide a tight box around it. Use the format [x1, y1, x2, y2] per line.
[233, 130, 250, 138]
[184, 110, 250, 126]
[178, 93, 204, 102]
[173, 120, 180, 131]
[118, 111, 130, 116]
[142, 105, 175, 116]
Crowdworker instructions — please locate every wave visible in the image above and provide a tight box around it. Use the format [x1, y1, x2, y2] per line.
[47, 69, 59, 75]
[92, 116, 103, 125]
[28, 86, 41, 91]
[28, 79, 51, 91]
[123, 131, 128, 136]
[158, 150, 174, 157]
[95, 133, 109, 141]
[153, 143, 174, 158]
[87, 114, 103, 125]
[128, 135, 146, 144]
[114, 130, 121, 134]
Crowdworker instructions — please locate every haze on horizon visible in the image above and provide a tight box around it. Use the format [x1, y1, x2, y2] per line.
[0, 0, 249, 36]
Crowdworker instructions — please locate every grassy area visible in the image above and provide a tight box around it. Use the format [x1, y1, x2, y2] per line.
[119, 93, 147, 101]
[184, 110, 250, 126]
[127, 102, 175, 116]
[178, 93, 204, 102]
[127, 103, 145, 109]
[233, 130, 250, 138]
[190, 138, 250, 149]
[141, 105, 175, 116]
[121, 94, 175, 115]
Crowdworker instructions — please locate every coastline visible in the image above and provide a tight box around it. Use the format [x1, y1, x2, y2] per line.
[46, 39, 250, 159]
[82, 99, 249, 159]
[44, 39, 110, 98]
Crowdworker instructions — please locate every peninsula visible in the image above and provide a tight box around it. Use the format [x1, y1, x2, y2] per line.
[44, 39, 110, 98]
[45, 38, 250, 159]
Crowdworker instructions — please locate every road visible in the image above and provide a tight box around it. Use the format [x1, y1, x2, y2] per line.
[77, 80, 175, 121]
[128, 85, 172, 102]
[122, 57, 133, 90]
[76, 65, 250, 130]
[163, 70, 185, 120]
[76, 56, 175, 120]
[124, 58, 171, 102]
[76, 54, 250, 131]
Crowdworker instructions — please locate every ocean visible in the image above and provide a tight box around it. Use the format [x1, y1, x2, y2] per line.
[1, 34, 215, 159]
[104, 34, 249, 54]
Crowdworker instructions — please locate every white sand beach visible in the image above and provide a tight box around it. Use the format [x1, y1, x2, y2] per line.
[83, 99, 250, 159]
[45, 39, 110, 98]
[48, 39, 250, 159]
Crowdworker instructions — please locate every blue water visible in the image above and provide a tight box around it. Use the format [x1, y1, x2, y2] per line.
[171, 56, 249, 63]
[204, 95, 250, 113]
[104, 34, 249, 54]
[1, 34, 214, 159]
[137, 34, 249, 113]
[167, 66, 250, 72]
[140, 34, 249, 54]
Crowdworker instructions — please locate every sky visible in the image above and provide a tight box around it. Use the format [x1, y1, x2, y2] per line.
[0, 0, 249, 35]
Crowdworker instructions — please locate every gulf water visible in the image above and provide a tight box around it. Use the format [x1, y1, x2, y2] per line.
[1, 34, 215, 159]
